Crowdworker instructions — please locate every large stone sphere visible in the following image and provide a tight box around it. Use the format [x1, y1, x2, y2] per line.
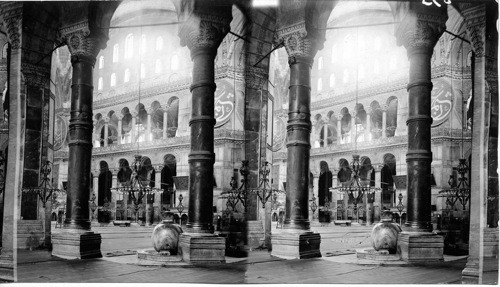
[152, 223, 183, 254]
[371, 220, 402, 254]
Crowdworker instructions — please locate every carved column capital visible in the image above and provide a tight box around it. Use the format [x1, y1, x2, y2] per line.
[60, 21, 107, 65]
[178, 10, 232, 57]
[396, 12, 448, 56]
[21, 63, 51, 88]
[131, 111, 139, 118]
[147, 107, 155, 115]
[115, 114, 124, 121]
[276, 1, 334, 65]
[103, 116, 110, 124]
[366, 107, 373, 115]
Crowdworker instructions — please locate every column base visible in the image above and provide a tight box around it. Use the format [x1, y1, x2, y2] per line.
[398, 232, 443, 263]
[247, 220, 264, 250]
[52, 230, 102, 259]
[0, 253, 14, 282]
[271, 231, 321, 259]
[461, 259, 480, 284]
[178, 233, 226, 264]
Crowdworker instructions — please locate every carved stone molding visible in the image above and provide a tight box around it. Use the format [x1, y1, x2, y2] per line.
[396, 12, 448, 55]
[21, 63, 51, 88]
[245, 66, 268, 90]
[178, 12, 232, 55]
[60, 21, 105, 64]
[462, 4, 487, 58]
[1, 3, 23, 50]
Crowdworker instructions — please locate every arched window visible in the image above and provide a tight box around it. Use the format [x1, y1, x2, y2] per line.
[110, 73, 116, 87]
[124, 69, 130, 83]
[317, 78, 323, 92]
[125, 34, 134, 59]
[98, 56, 104, 69]
[343, 69, 349, 84]
[140, 34, 147, 54]
[155, 59, 163, 74]
[374, 61, 380, 74]
[98, 77, 103, 90]
[329, 74, 335, 88]
[389, 56, 397, 70]
[318, 56, 323, 70]
[358, 65, 365, 80]
[140, 63, 146, 79]
[113, 44, 119, 62]
[1, 44, 7, 58]
[374, 37, 382, 51]
[156, 36, 163, 51]
[171, 55, 179, 70]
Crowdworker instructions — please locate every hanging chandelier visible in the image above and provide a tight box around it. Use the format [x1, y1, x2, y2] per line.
[111, 154, 162, 222]
[439, 158, 470, 211]
[331, 154, 380, 222]
[248, 161, 284, 209]
[23, 160, 63, 208]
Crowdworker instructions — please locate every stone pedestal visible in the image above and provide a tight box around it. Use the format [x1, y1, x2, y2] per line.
[483, 228, 499, 258]
[271, 231, 321, 259]
[398, 232, 443, 263]
[247, 220, 264, 250]
[178, 233, 225, 264]
[0, 255, 14, 282]
[52, 231, 102, 259]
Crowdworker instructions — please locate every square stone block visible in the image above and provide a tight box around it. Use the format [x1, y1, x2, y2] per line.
[398, 232, 443, 263]
[271, 231, 321, 259]
[179, 233, 226, 264]
[52, 231, 102, 259]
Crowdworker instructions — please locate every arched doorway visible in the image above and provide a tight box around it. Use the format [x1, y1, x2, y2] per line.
[381, 153, 396, 208]
[98, 161, 112, 223]
[161, 154, 176, 208]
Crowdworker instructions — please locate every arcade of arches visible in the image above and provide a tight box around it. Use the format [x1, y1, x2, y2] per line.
[0, 0, 497, 283]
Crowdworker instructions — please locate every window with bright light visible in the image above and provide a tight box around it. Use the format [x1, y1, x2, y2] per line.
[98, 56, 104, 69]
[155, 60, 163, 74]
[329, 74, 335, 88]
[124, 68, 130, 83]
[113, 44, 119, 62]
[140, 34, 147, 54]
[317, 78, 323, 92]
[125, 34, 134, 59]
[98, 77, 103, 90]
[318, 57, 323, 70]
[110, 73, 116, 87]
[140, 64, 146, 79]
[374, 37, 382, 51]
[156, 36, 163, 51]
[171, 55, 179, 70]
[343, 69, 349, 84]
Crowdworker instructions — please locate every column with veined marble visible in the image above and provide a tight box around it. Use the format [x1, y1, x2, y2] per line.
[162, 109, 168, 139]
[336, 114, 342, 145]
[131, 111, 137, 142]
[146, 108, 153, 141]
[175, 0, 232, 264]
[365, 107, 372, 141]
[116, 114, 123, 144]
[395, 3, 447, 263]
[381, 105, 387, 139]
[103, 116, 109, 147]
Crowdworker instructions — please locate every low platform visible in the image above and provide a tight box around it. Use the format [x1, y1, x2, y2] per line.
[333, 220, 352, 226]
[356, 248, 401, 261]
[113, 221, 131, 227]
[136, 249, 187, 266]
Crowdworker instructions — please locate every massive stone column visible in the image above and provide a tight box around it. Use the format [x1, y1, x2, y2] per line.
[51, 22, 107, 260]
[461, 3, 499, 284]
[271, 0, 334, 260]
[395, 4, 447, 263]
[174, 0, 232, 264]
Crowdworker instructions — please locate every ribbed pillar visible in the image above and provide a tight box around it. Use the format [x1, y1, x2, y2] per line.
[117, 115, 122, 144]
[163, 110, 168, 139]
[103, 118, 109, 147]
[397, 9, 446, 233]
[179, 14, 231, 234]
[64, 53, 96, 230]
[283, 55, 313, 230]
